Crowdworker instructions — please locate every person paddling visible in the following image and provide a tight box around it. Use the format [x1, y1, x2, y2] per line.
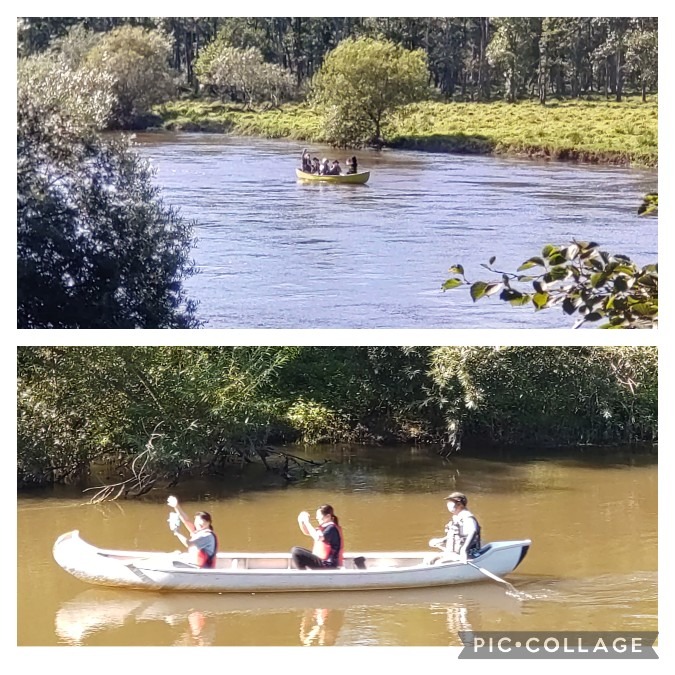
[167, 495, 218, 568]
[428, 492, 482, 563]
[301, 149, 312, 173]
[292, 504, 344, 569]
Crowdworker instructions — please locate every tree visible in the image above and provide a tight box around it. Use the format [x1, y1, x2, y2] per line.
[625, 23, 658, 101]
[443, 241, 657, 329]
[17, 57, 198, 328]
[194, 42, 296, 107]
[428, 346, 657, 449]
[486, 18, 539, 102]
[84, 25, 177, 127]
[312, 37, 430, 146]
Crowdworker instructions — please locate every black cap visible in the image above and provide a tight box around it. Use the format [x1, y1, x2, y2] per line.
[445, 491, 467, 506]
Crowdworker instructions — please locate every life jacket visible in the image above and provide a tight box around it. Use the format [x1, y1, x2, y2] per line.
[312, 521, 344, 567]
[447, 513, 481, 556]
[190, 529, 218, 569]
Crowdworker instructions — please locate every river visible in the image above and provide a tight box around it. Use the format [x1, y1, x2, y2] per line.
[133, 133, 657, 329]
[18, 445, 657, 650]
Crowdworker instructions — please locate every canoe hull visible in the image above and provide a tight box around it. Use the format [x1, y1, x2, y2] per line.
[296, 169, 370, 184]
[54, 531, 530, 593]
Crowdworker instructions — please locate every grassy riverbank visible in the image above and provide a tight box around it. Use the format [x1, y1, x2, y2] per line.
[156, 97, 657, 167]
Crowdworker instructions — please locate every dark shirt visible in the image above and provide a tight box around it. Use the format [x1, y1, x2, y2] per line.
[320, 522, 342, 567]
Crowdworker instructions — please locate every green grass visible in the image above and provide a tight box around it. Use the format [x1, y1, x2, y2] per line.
[155, 96, 658, 167]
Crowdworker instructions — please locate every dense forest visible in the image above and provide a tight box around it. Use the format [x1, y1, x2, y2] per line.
[18, 17, 658, 103]
[18, 347, 657, 496]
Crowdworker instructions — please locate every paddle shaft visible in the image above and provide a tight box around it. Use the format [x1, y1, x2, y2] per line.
[466, 560, 515, 590]
[431, 543, 516, 591]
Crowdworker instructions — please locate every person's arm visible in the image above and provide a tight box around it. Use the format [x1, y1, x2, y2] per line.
[167, 496, 195, 534]
[174, 530, 190, 548]
[298, 512, 320, 541]
[429, 521, 450, 550]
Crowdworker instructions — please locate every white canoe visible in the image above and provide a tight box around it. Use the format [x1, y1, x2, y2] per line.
[54, 530, 530, 593]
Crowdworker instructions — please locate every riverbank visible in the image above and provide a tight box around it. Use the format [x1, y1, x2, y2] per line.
[155, 97, 658, 167]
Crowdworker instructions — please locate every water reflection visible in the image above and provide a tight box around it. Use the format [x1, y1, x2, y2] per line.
[175, 611, 216, 647]
[55, 585, 523, 646]
[299, 608, 345, 646]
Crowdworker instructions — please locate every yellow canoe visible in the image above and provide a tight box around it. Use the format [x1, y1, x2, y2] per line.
[296, 169, 370, 184]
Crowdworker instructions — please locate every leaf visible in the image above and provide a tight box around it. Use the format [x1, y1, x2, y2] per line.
[543, 267, 569, 282]
[449, 264, 464, 275]
[517, 257, 545, 271]
[488, 256, 496, 266]
[563, 244, 579, 260]
[562, 296, 580, 315]
[532, 292, 550, 310]
[638, 193, 658, 216]
[541, 244, 557, 257]
[630, 302, 658, 317]
[484, 282, 504, 297]
[585, 312, 604, 322]
[548, 253, 568, 266]
[470, 281, 489, 302]
[442, 278, 463, 291]
[613, 276, 628, 292]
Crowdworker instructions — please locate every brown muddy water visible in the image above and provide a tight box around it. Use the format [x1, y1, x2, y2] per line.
[17, 445, 656, 650]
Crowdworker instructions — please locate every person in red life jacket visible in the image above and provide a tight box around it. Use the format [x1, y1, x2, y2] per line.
[291, 504, 344, 570]
[167, 495, 218, 568]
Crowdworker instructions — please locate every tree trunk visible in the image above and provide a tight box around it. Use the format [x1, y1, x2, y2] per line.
[477, 18, 490, 101]
[615, 45, 623, 102]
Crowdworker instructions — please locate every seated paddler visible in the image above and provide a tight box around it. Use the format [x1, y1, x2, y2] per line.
[292, 504, 344, 570]
[167, 495, 218, 568]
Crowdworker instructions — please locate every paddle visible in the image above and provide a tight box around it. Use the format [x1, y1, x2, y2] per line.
[430, 542, 518, 594]
[465, 560, 518, 593]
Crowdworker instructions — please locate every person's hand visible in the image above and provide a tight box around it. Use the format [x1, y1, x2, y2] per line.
[167, 495, 178, 508]
[429, 537, 443, 548]
[298, 511, 310, 523]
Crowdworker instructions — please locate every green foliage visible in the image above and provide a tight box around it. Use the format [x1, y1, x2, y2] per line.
[444, 241, 657, 328]
[17, 50, 115, 131]
[285, 399, 348, 444]
[312, 37, 430, 146]
[17, 65, 198, 328]
[17, 347, 300, 488]
[638, 193, 658, 216]
[84, 25, 176, 127]
[429, 346, 658, 448]
[487, 18, 540, 102]
[18, 346, 657, 491]
[18, 18, 658, 105]
[194, 41, 296, 107]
